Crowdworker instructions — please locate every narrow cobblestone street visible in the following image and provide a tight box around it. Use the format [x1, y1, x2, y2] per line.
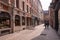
[0, 24, 60, 40]
[0, 0, 60, 40]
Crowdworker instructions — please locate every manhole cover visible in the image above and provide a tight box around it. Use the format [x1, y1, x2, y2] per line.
[40, 34, 47, 36]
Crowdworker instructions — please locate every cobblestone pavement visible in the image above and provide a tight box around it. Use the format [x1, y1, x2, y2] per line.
[0, 24, 60, 40]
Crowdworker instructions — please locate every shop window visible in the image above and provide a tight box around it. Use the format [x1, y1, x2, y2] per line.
[15, 15, 20, 26]
[30, 18, 31, 25]
[0, 19, 10, 29]
[0, 12, 10, 29]
[22, 17, 25, 25]
[27, 17, 29, 26]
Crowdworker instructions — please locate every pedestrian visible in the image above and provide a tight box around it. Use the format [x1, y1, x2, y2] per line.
[44, 20, 46, 28]
[46, 20, 49, 28]
[44, 20, 49, 29]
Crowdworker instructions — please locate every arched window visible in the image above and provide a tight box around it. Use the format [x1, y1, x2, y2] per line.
[0, 12, 11, 28]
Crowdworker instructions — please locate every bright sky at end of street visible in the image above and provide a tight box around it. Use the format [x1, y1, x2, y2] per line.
[40, 0, 52, 11]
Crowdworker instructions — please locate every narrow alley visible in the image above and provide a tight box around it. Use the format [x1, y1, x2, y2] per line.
[0, 24, 60, 40]
[0, 0, 60, 40]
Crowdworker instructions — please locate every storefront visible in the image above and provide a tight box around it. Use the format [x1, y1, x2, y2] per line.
[0, 11, 11, 35]
[22, 16, 26, 30]
[32, 16, 35, 27]
[15, 15, 20, 26]
[14, 15, 21, 32]
[22, 16, 25, 26]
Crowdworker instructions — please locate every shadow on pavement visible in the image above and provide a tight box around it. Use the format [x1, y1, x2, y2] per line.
[31, 27, 60, 40]
[31, 29, 48, 40]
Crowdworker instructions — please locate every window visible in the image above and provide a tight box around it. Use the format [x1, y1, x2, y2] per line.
[22, 16, 25, 25]
[3, 4, 8, 10]
[30, 8, 31, 14]
[16, 0, 19, 8]
[0, 12, 11, 28]
[29, 7, 30, 13]
[27, 17, 29, 26]
[15, 15, 20, 26]
[22, 1, 25, 11]
[27, 5, 28, 12]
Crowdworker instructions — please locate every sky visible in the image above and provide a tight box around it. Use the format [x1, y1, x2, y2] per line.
[40, 0, 52, 10]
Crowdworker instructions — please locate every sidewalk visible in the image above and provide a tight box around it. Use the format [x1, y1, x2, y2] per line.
[31, 26, 60, 40]
[0, 24, 60, 40]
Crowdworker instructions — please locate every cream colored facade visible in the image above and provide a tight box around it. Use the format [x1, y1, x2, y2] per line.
[38, 0, 44, 23]
[0, 0, 43, 35]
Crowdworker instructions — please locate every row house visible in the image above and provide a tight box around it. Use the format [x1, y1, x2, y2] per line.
[0, 0, 43, 35]
[49, 0, 60, 35]
[37, 0, 44, 24]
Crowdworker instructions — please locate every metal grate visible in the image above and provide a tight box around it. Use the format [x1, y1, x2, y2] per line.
[40, 33, 47, 36]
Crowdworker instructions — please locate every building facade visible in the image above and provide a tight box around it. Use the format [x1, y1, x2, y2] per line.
[0, 0, 43, 35]
[38, 0, 44, 24]
[44, 11, 49, 21]
[49, 0, 60, 35]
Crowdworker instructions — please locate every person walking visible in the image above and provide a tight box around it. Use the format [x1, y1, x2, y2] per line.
[44, 20, 49, 29]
